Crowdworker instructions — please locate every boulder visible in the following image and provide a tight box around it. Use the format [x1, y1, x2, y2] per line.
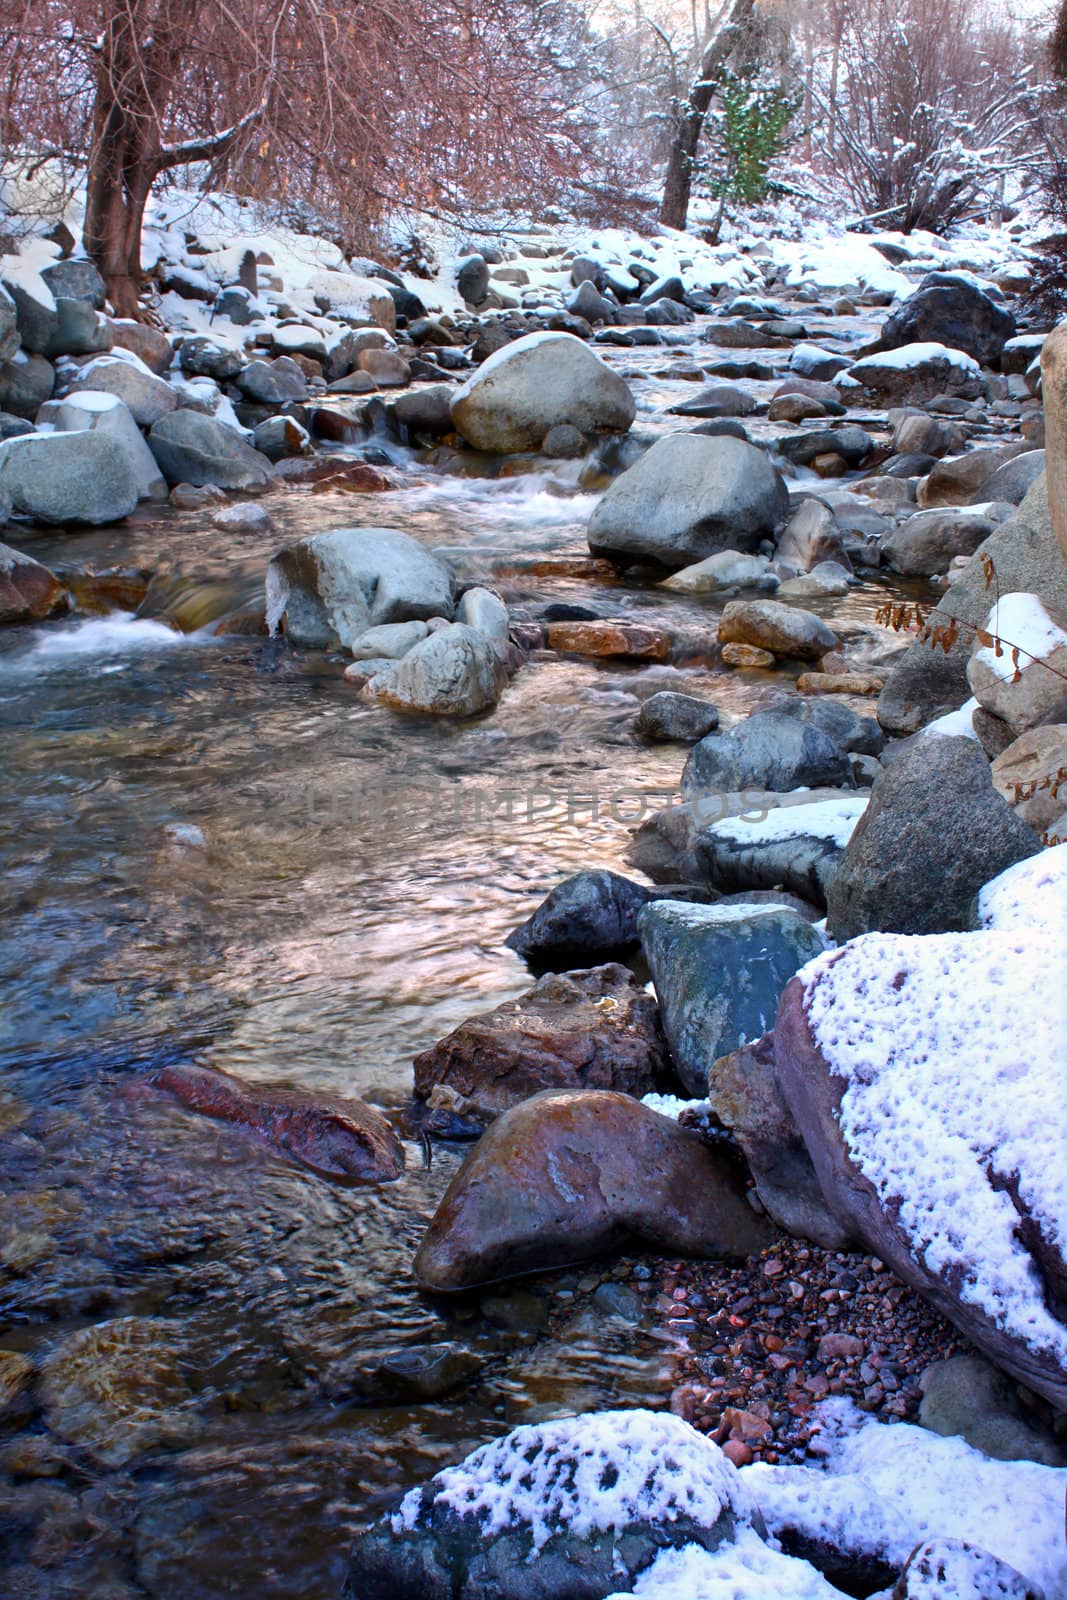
[587, 434, 788, 569]
[777, 562, 851, 600]
[307, 270, 397, 331]
[44, 390, 167, 501]
[0, 541, 64, 623]
[891, 412, 966, 458]
[965, 592, 1067, 735]
[393, 386, 455, 437]
[661, 550, 778, 595]
[826, 735, 1040, 940]
[717, 600, 838, 661]
[65, 352, 177, 427]
[635, 691, 720, 743]
[362, 623, 506, 716]
[450, 332, 635, 452]
[882, 508, 1000, 577]
[236, 356, 309, 404]
[45, 298, 113, 358]
[667, 383, 757, 418]
[455, 586, 509, 643]
[505, 869, 659, 966]
[456, 254, 490, 306]
[640, 899, 826, 1096]
[777, 428, 873, 470]
[148, 410, 272, 489]
[0, 285, 18, 362]
[977, 450, 1046, 507]
[566, 279, 614, 323]
[177, 334, 245, 381]
[918, 444, 1030, 508]
[350, 620, 429, 660]
[992, 725, 1067, 834]
[775, 500, 848, 575]
[774, 918, 1067, 1408]
[345, 1411, 756, 1600]
[2, 269, 58, 352]
[0, 429, 139, 525]
[696, 794, 868, 908]
[150, 1062, 404, 1184]
[252, 415, 311, 461]
[682, 706, 852, 796]
[266, 526, 454, 649]
[413, 1089, 773, 1291]
[0, 351, 54, 417]
[847, 344, 983, 407]
[40, 259, 106, 307]
[412, 964, 669, 1131]
[875, 275, 1015, 365]
[919, 1355, 1066, 1467]
[110, 319, 172, 374]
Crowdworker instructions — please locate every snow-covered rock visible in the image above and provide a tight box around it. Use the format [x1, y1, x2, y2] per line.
[966, 592, 1067, 735]
[64, 351, 177, 427]
[846, 343, 983, 406]
[42, 390, 167, 501]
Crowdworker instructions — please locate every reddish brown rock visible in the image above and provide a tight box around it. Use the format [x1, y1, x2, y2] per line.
[413, 963, 669, 1132]
[721, 642, 776, 669]
[149, 1062, 404, 1184]
[0, 542, 65, 624]
[545, 620, 671, 660]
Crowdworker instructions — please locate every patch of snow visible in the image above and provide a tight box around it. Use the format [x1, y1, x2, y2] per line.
[798, 927, 1067, 1367]
[973, 592, 1067, 682]
[850, 343, 980, 375]
[742, 1400, 1067, 1598]
[640, 1093, 710, 1121]
[609, 1525, 841, 1598]
[707, 796, 867, 850]
[920, 698, 980, 740]
[0, 253, 55, 311]
[391, 1410, 755, 1551]
[978, 843, 1067, 935]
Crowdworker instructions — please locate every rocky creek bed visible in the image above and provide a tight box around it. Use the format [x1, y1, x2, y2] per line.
[0, 214, 1065, 1599]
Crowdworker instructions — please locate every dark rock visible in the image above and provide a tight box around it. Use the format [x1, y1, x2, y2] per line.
[882, 509, 1000, 577]
[695, 793, 867, 908]
[668, 384, 757, 419]
[682, 707, 852, 796]
[41, 259, 107, 308]
[412, 963, 670, 1130]
[413, 1089, 773, 1291]
[149, 1062, 404, 1183]
[875, 274, 1015, 365]
[2, 274, 58, 352]
[456, 255, 490, 307]
[640, 899, 826, 1095]
[328, 1343, 482, 1404]
[178, 335, 245, 381]
[0, 351, 54, 417]
[393, 385, 455, 436]
[505, 870, 658, 965]
[148, 411, 273, 489]
[236, 356, 308, 404]
[826, 735, 1041, 940]
[919, 1354, 1066, 1466]
[778, 428, 873, 470]
[45, 298, 113, 358]
[635, 691, 720, 743]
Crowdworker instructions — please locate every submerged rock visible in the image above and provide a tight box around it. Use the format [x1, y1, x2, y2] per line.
[0, 541, 64, 623]
[412, 964, 669, 1131]
[150, 1062, 405, 1184]
[634, 691, 720, 743]
[413, 1089, 772, 1290]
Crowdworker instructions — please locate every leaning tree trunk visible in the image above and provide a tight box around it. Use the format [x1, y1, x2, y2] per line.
[659, 0, 755, 232]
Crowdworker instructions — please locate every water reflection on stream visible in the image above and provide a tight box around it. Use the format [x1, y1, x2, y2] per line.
[0, 331, 912, 1598]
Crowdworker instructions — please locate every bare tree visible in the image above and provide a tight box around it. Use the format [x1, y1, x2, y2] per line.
[0, 0, 594, 315]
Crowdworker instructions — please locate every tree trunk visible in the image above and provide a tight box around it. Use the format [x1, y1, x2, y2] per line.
[658, 0, 755, 232]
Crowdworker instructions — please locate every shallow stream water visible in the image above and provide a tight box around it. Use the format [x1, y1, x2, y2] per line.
[0, 321, 923, 1598]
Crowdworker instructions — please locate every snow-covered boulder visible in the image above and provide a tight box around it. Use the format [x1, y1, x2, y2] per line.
[774, 877, 1067, 1406]
[65, 351, 177, 428]
[966, 592, 1067, 736]
[876, 273, 1015, 366]
[696, 794, 868, 906]
[306, 269, 396, 331]
[43, 391, 167, 501]
[846, 343, 984, 406]
[1, 263, 57, 353]
[265, 526, 454, 650]
[587, 435, 787, 569]
[0, 429, 139, 525]
[451, 332, 635, 453]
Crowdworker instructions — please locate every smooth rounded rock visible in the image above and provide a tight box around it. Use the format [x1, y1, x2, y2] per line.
[450, 332, 634, 453]
[718, 600, 838, 661]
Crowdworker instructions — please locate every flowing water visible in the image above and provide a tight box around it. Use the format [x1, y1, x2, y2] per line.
[0, 328, 914, 1598]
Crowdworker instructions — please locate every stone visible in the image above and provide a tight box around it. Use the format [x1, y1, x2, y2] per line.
[875, 275, 1015, 365]
[777, 562, 851, 599]
[848, 345, 984, 406]
[148, 410, 272, 489]
[718, 599, 837, 661]
[236, 356, 308, 404]
[0, 285, 18, 362]
[0, 1350, 33, 1427]
[455, 585, 508, 643]
[546, 619, 670, 660]
[775, 500, 848, 575]
[709, 1035, 852, 1249]
[323, 326, 391, 382]
[44, 298, 113, 361]
[977, 450, 1046, 507]
[797, 672, 885, 696]
[683, 706, 852, 796]
[542, 423, 586, 458]
[358, 348, 411, 387]
[661, 550, 778, 595]
[328, 1342, 483, 1405]
[587, 434, 788, 569]
[640, 899, 826, 1096]
[919, 1355, 1065, 1466]
[41, 259, 107, 307]
[44, 390, 168, 501]
[0, 351, 54, 417]
[992, 725, 1067, 834]
[721, 642, 776, 669]
[362, 623, 506, 717]
[252, 415, 311, 461]
[450, 332, 634, 452]
[393, 385, 455, 437]
[877, 476, 1067, 735]
[307, 270, 396, 331]
[345, 1411, 755, 1600]
[505, 869, 659, 966]
[412, 964, 669, 1131]
[891, 412, 966, 458]
[413, 1089, 773, 1290]
[109, 319, 172, 373]
[2, 271, 58, 352]
[566, 279, 613, 323]
[178, 334, 245, 381]
[350, 620, 429, 660]
[826, 735, 1041, 940]
[767, 393, 828, 423]
[695, 793, 868, 908]
[778, 427, 874, 470]
[0, 540, 64, 623]
[668, 383, 757, 418]
[883, 508, 1000, 576]
[635, 691, 720, 743]
[213, 285, 262, 324]
[266, 526, 454, 649]
[65, 352, 177, 426]
[456, 254, 490, 306]
[0, 429, 139, 525]
[966, 594, 1067, 736]
[918, 444, 1030, 508]
[893, 1538, 1039, 1600]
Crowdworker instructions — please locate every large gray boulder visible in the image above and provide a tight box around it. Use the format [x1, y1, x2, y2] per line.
[1, 271, 58, 353]
[587, 434, 788, 568]
[878, 475, 1067, 734]
[266, 526, 454, 649]
[640, 899, 826, 1095]
[847, 344, 984, 407]
[40, 260, 106, 308]
[44, 298, 113, 359]
[0, 429, 139, 525]
[450, 332, 635, 452]
[874, 275, 1015, 365]
[413, 1089, 773, 1291]
[826, 736, 1041, 941]
[65, 353, 176, 427]
[42, 391, 167, 501]
[236, 356, 308, 404]
[361, 623, 506, 717]
[882, 507, 1002, 577]
[345, 1410, 756, 1600]
[148, 410, 272, 489]
[682, 706, 852, 796]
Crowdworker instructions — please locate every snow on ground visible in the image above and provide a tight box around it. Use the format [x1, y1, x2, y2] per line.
[609, 1524, 842, 1599]
[706, 795, 868, 850]
[390, 1409, 755, 1549]
[799, 925, 1067, 1368]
